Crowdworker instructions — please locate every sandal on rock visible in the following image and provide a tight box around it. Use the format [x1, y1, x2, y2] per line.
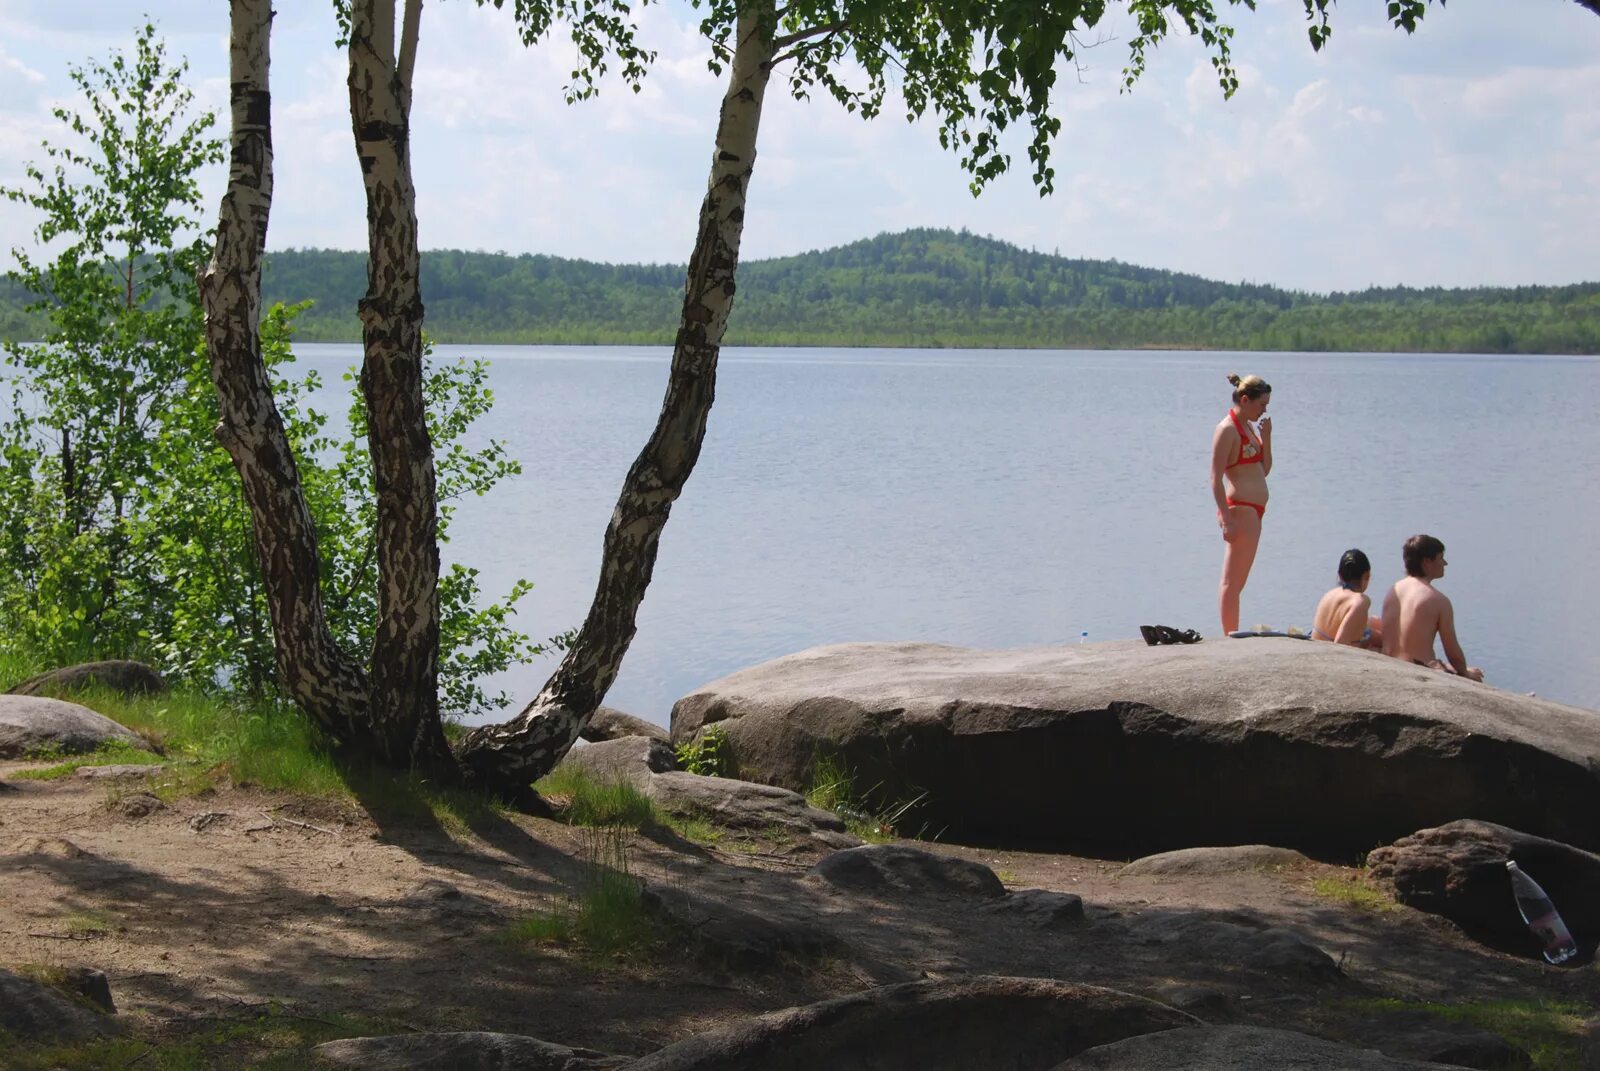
[1141, 625, 1203, 646]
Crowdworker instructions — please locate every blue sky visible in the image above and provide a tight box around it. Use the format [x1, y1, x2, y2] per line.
[1, 0, 1596, 293]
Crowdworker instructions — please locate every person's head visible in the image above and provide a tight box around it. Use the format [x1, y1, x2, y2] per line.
[1227, 373, 1271, 419]
[1402, 534, 1446, 579]
[1338, 548, 1371, 590]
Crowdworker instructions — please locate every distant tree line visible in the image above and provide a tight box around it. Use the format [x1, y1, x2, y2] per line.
[6, 227, 1595, 354]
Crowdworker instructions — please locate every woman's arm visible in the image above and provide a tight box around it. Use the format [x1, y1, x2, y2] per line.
[1210, 423, 1234, 534]
[1257, 415, 1273, 476]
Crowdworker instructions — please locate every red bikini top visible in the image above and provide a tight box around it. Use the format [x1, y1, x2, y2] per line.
[1226, 409, 1263, 468]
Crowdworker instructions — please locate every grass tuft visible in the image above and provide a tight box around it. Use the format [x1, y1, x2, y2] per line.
[805, 754, 925, 843]
[534, 765, 659, 830]
[506, 823, 663, 963]
[1311, 871, 1399, 912]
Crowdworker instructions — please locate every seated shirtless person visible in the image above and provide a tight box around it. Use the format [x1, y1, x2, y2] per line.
[1381, 534, 1484, 681]
[1312, 548, 1383, 649]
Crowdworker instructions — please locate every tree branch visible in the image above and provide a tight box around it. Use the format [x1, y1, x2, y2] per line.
[772, 18, 847, 50]
[398, 0, 422, 108]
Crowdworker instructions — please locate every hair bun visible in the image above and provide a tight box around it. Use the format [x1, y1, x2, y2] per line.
[1226, 374, 1242, 387]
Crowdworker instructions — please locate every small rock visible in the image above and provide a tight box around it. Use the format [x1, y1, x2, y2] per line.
[57, 967, 115, 1014]
[0, 968, 117, 1043]
[75, 764, 165, 780]
[9, 836, 90, 859]
[403, 879, 463, 904]
[810, 845, 1006, 900]
[581, 706, 671, 744]
[1120, 845, 1311, 877]
[982, 888, 1086, 928]
[119, 793, 165, 819]
[316, 1030, 622, 1070]
[556, 736, 677, 788]
[187, 810, 227, 831]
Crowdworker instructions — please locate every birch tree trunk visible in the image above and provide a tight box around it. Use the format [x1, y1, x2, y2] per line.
[456, 1, 777, 788]
[347, 0, 454, 772]
[198, 0, 372, 741]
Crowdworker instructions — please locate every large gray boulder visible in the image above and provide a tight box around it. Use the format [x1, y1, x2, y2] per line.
[671, 640, 1600, 854]
[624, 976, 1197, 1071]
[1367, 819, 1600, 948]
[810, 844, 1006, 900]
[8, 659, 167, 698]
[1052, 1024, 1452, 1070]
[0, 695, 150, 759]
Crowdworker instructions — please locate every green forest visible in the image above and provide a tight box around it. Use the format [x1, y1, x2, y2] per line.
[6, 227, 1599, 353]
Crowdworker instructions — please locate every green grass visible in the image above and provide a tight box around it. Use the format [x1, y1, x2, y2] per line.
[0, 1008, 401, 1070]
[533, 764, 659, 830]
[14, 736, 166, 781]
[1342, 997, 1591, 1070]
[805, 754, 926, 844]
[506, 824, 663, 962]
[1310, 871, 1399, 913]
[60, 909, 121, 937]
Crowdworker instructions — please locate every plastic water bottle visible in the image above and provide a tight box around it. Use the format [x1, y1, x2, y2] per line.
[1079, 631, 1088, 645]
[1506, 860, 1578, 965]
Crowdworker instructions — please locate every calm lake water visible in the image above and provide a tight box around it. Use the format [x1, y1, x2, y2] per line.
[293, 344, 1600, 725]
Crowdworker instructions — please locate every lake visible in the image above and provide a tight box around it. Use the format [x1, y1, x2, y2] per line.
[293, 344, 1600, 725]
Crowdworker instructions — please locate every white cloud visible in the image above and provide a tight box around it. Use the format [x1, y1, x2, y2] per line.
[0, 0, 1597, 290]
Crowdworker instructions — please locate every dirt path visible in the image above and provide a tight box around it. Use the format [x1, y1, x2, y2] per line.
[3, 760, 1596, 1064]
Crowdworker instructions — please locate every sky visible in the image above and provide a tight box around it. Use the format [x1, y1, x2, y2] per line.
[0, 0, 1596, 294]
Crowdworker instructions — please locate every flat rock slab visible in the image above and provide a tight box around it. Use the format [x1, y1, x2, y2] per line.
[671, 640, 1600, 854]
[315, 1031, 623, 1070]
[1120, 845, 1311, 877]
[1368, 819, 1600, 950]
[1052, 1024, 1452, 1070]
[625, 976, 1198, 1071]
[7, 659, 167, 697]
[1124, 912, 1339, 980]
[0, 695, 149, 759]
[0, 967, 118, 1043]
[645, 771, 859, 848]
[811, 844, 1006, 900]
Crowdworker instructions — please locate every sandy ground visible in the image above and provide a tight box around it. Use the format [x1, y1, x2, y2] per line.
[2, 758, 1597, 1063]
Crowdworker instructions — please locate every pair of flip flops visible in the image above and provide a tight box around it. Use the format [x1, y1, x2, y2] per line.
[1141, 625, 1203, 646]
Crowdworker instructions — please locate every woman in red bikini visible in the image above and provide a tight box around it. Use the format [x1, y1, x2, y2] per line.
[1210, 373, 1272, 634]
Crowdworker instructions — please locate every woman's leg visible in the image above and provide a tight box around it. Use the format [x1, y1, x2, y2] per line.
[1218, 506, 1263, 634]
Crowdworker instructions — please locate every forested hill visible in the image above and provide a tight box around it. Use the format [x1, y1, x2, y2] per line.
[6, 228, 1598, 353]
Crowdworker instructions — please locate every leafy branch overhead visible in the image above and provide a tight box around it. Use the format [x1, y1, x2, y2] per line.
[673, 0, 1451, 199]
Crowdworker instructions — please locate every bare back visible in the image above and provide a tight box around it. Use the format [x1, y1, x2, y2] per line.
[1382, 575, 1480, 682]
[1313, 587, 1370, 646]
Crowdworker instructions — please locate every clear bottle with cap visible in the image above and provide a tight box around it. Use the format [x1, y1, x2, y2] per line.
[1506, 860, 1578, 965]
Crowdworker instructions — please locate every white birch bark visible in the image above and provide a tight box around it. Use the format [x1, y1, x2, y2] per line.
[198, 0, 373, 740]
[457, 1, 777, 788]
[347, 0, 453, 771]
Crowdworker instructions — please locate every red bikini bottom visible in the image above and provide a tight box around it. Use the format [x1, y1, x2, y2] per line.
[1225, 498, 1265, 519]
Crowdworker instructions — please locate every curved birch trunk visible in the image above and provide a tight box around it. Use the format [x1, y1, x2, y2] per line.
[455, 2, 777, 789]
[198, 0, 372, 740]
[347, 0, 453, 772]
